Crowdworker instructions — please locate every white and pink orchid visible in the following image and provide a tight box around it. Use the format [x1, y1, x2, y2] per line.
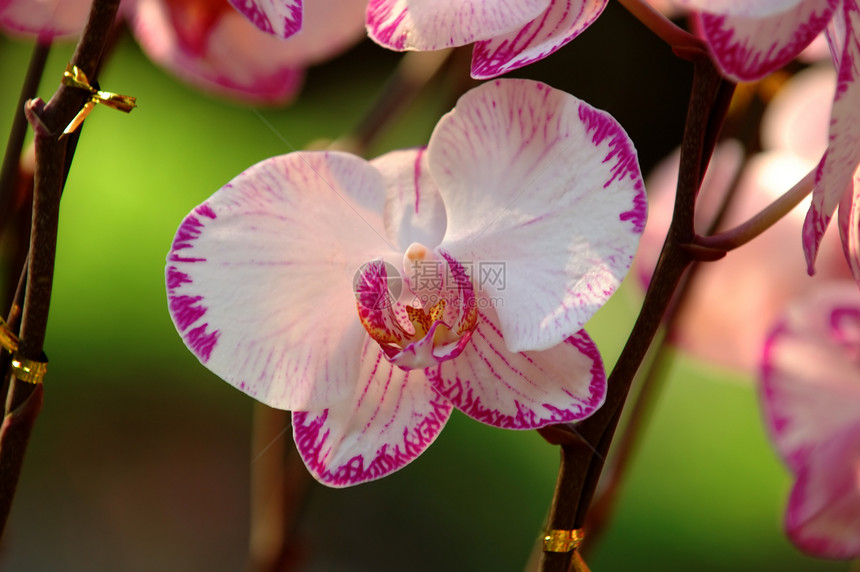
[366, 0, 608, 79]
[165, 79, 647, 486]
[123, 0, 366, 104]
[760, 282, 860, 559]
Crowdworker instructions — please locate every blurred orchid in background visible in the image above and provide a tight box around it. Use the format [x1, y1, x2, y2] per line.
[366, 0, 608, 79]
[759, 281, 860, 559]
[637, 64, 851, 372]
[123, 0, 366, 104]
[0, 0, 366, 105]
[0, 0, 91, 39]
[165, 79, 646, 486]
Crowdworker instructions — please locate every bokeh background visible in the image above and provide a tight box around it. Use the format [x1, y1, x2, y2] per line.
[0, 3, 852, 571]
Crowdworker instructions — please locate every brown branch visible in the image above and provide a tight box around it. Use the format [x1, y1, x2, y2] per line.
[0, 0, 122, 538]
[538, 57, 733, 572]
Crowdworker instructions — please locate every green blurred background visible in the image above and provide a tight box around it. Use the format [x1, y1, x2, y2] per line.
[0, 3, 852, 571]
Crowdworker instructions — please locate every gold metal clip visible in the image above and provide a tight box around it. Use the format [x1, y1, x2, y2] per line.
[0, 317, 47, 385]
[543, 528, 584, 553]
[61, 64, 137, 137]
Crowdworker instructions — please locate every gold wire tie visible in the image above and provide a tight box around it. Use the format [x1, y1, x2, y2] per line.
[543, 528, 584, 553]
[0, 317, 47, 384]
[60, 64, 137, 137]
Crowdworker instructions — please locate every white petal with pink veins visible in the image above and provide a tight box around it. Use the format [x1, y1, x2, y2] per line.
[371, 148, 447, 252]
[700, 0, 837, 81]
[804, 1, 860, 272]
[429, 79, 646, 353]
[166, 151, 398, 411]
[429, 305, 605, 429]
[760, 282, 860, 557]
[366, 0, 550, 51]
[760, 283, 860, 473]
[228, 0, 302, 39]
[784, 426, 860, 559]
[471, 0, 607, 79]
[292, 338, 452, 487]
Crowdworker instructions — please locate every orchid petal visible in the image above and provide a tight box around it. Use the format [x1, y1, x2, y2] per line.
[471, 0, 607, 79]
[126, 0, 302, 104]
[366, 0, 550, 51]
[430, 79, 646, 353]
[760, 283, 860, 473]
[0, 0, 90, 38]
[256, 0, 367, 66]
[371, 148, 447, 252]
[428, 306, 605, 429]
[838, 176, 860, 285]
[292, 338, 452, 487]
[785, 426, 860, 559]
[166, 151, 398, 411]
[803, 0, 860, 272]
[228, 0, 302, 39]
[127, 0, 364, 104]
[673, 0, 803, 18]
[699, 0, 837, 81]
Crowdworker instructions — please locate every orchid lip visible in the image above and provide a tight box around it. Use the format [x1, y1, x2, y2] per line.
[354, 246, 478, 370]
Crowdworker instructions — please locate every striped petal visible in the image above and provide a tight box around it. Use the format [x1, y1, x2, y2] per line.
[760, 283, 860, 472]
[366, 0, 550, 51]
[785, 426, 860, 559]
[372, 148, 447, 252]
[759, 282, 860, 558]
[699, 0, 837, 81]
[428, 306, 605, 429]
[292, 338, 452, 487]
[804, 0, 860, 274]
[430, 79, 646, 353]
[166, 151, 398, 411]
[228, 0, 301, 39]
[471, 0, 607, 79]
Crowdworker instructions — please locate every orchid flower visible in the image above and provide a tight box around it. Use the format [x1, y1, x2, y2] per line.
[759, 282, 860, 559]
[123, 0, 366, 104]
[0, 0, 91, 39]
[637, 65, 851, 372]
[366, 0, 608, 79]
[165, 79, 646, 486]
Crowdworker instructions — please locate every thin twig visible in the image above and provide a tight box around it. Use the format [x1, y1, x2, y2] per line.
[0, 40, 50, 231]
[616, 0, 708, 58]
[695, 168, 816, 252]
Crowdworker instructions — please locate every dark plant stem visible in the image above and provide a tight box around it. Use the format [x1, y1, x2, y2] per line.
[538, 57, 733, 572]
[0, 0, 122, 538]
[331, 49, 457, 155]
[0, 40, 50, 228]
[248, 404, 313, 572]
